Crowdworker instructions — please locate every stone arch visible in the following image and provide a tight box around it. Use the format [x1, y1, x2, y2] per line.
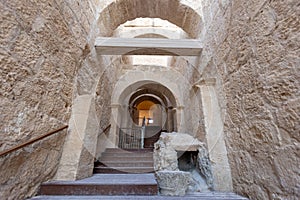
[113, 19, 189, 39]
[132, 95, 163, 108]
[112, 74, 184, 107]
[108, 68, 188, 146]
[130, 95, 164, 126]
[135, 33, 168, 39]
[97, 0, 202, 38]
[128, 85, 177, 130]
[129, 87, 173, 108]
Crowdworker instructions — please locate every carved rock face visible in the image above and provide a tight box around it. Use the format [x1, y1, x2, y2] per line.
[155, 171, 192, 196]
[154, 132, 214, 195]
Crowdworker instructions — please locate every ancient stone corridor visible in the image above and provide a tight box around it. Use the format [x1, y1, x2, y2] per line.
[0, 0, 299, 200]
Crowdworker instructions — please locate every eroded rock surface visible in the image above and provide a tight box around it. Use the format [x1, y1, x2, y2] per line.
[156, 171, 192, 196]
[199, 0, 300, 199]
[154, 132, 214, 195]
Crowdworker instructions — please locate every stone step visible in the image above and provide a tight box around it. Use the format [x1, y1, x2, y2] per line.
[32, 192, 248, 199]
[39, 174, 158, 196]
[99, 156, 153, 162]
[96, 161, 154, 167]
[94, 166, 154, 174]
[105, 148, 153, 153]
[101, 152, 153, 158]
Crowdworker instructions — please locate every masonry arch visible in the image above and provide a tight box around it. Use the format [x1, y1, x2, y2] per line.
[113, 18, 189, 39]
[108, 67, 187, 147]
[111, 73, 184, 107]
[129, 84, 177, 128]
[97, 0, 202, 38]
[113, 81, 178, 149]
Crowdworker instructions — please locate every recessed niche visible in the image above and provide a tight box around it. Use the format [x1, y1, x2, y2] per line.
[177, 151, 198, 172]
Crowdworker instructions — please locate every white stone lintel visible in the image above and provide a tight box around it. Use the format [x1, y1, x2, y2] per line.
[95, 37, 202, 56]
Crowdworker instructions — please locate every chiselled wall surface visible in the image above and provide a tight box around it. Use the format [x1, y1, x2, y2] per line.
[0, 0, 99, 198]
[0, 131, 67, 200]
[199, 0, 299, 199]
[1, 0, 299, 199]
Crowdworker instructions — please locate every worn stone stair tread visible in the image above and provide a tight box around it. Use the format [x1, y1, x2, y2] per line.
[43, 174, 156, 185]
[105, 148, 153, 152]
[97, 161, 154, 167]
[98, 160, 154, 164]
[39, 174, 158, 196]
[32, 192, 248, 200]
[99, 156, 153, 162]
[94, 167, 154, 173]
[101, 152, 153, 157]
[94, 166, 154, 170]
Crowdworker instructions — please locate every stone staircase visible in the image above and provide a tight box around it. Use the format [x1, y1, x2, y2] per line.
[94, 148, 155, 174]
[33, 148, 249, 199]
[37, 148, 158, 196]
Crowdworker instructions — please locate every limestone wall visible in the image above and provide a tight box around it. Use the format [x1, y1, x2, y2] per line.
[0, 130, 67, 200]
[199, 0, 300, 199]
[1, 0, 299, 199]
[0, 0, 99, 198]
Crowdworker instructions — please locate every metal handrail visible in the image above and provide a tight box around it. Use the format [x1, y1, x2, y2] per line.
[0, 125, 68, 157]
[99, 124, 111, 135]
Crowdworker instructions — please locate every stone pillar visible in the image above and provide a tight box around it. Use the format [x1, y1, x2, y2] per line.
[176, 105, 185, 132]
[122, 104, 130, 128]
[108, 103, 122, 148]
[172, 108, 177, 132]
[55, 95, 99, 180]
[166, 107, 172, 131]
[198, 79, 233, 191]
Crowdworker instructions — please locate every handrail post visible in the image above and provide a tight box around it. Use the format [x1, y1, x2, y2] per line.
[141, 126, 145, 149]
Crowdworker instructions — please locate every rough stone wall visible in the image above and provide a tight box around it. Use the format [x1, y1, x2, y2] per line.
[0, 130, 67, 200]
[199, 0, 300, 199]
[0, 0, 99, 198]
[0, 0, 98, 150]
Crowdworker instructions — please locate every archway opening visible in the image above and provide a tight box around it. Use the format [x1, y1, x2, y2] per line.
[116, 82, 178, 149]
[97, 0, 202, 38]
[136, 100, 158, 126]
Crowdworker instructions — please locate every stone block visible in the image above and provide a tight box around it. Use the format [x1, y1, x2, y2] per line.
[155, 171, 192, 196]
